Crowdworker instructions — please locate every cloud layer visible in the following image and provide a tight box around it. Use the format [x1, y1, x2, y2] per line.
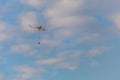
[0, 0, 119, 80]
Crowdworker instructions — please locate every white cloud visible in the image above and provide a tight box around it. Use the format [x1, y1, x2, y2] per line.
[44, 0, 86, 28]
[53, 28, 74, 40]
[20, 0, 55, 11]
[110, 13, 120, 30]
[40, 38, 61, 47]
[10, 43, 38, 56]
[0, 22, 6, 31]
[36, 58, 62, 65]
[13, 65, 43, 80]
[88, 46, 111, 57]
[45, 0, 84, 17]
[0, 33, 8, 41]
[7, 65, 46, 80]
[0, 0, 118, 79]
[77, 33, 102, 43]
[18, 12, 38, 31]
[36, 50, 81, 70]
[10, 44, 31, 52]
[89, 59, 99, 67]
[9, 42, 40, 58]
[0, 73, 3, 80]
[0, 22, 13, 42]
[47, 16, 94, 27]
[20, 0, 42, 8]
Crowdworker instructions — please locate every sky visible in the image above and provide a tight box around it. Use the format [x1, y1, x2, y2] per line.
[0, 0, 120, 80]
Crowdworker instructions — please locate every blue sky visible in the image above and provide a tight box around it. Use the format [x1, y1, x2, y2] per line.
[0, 0, 120, 80]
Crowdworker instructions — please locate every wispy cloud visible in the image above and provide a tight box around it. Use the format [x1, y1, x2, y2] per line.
[0, 22, 11, 42]
[0, 0, 118, 79]
[18, 11, 38, 31]
[9, 43, 38, 56]
[76, 33, 102, 43]
[0, 73, 3, 80]
[12, 65, 45, 80]
[36, 50, 81, 70]
[110, 13, 120, 30]
[10, 44, 31, 53]
[88, 46, 111, 57]
[20, 0, 46, 8]
[44, 0, 85, 28]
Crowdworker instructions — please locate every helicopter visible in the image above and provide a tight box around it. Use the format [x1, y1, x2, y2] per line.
[29, 25, 45, 31]
[29, 25, 45, 45]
